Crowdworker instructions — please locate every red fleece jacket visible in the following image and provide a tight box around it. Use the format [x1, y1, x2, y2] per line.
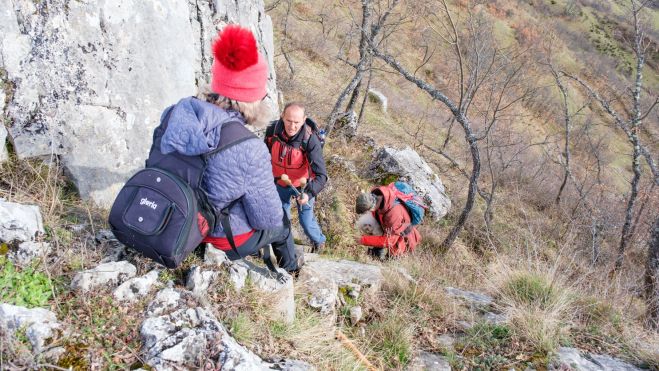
[359, 186, 421, 256]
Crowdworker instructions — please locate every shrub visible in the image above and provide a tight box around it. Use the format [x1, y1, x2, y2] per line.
[0, 257, 53, 307]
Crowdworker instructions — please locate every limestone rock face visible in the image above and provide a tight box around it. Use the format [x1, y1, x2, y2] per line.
[0, 200, 44, 242]
[0, 303, 62, 353]
[141, 287, 302, 371]
[298, 259, 384, 315]
[368, 146, 451, 219]
[0, 123, 7, 163]
[185, 266, 219, 296]
[246, 264, 295, 324]
[0, 0, 277, 207]
[141, 306, 269, 370]
[71, 261, 137, 292]
[444, 287, 493, 309]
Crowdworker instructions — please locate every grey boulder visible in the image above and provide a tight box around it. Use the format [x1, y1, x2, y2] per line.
[0, 200, 44, 242]
[146, 287, 183, 317]
[444, 287, 494, 309]
[549, 347, 642, 371]
[113, 269, 161, 303]
[141, 307, 269, 370]
[141, 288, 288, 371]
[71, 261, 137, 292]
[368, 146, 451, 219]
[0, 123, 6, 163]
[367, 88, 388, 113]
[406, 351, 452, 371]
[0, 303, 62, 353]
[185, 266, 219, 296]
[7, 241, 51, 266]
[239, 261, 296, 324]
[298, 259, 384, 316]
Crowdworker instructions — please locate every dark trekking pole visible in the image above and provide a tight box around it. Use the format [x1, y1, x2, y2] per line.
[280, 174, 301, 197]
[299, 177, 308, 194]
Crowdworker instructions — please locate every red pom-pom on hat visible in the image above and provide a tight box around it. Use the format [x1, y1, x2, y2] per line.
[210, 24, 268, 102]
[212, 24, 258, 71]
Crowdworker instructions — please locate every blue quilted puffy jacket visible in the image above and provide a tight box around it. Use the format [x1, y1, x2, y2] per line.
[158, 97, 284, 237]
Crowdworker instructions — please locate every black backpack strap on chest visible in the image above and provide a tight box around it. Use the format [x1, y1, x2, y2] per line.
[219, 197, 243, 259]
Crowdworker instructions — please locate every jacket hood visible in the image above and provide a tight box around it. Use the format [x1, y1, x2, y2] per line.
[372, 185, 397, 212]
[160, 97, 245, 156]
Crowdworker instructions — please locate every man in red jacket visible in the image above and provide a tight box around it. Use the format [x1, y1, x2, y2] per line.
[355, 185, 421, 258]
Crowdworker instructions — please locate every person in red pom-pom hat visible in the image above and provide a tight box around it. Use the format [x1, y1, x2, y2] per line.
[144, 24, 303, 277]
[210, 24, 269, 102]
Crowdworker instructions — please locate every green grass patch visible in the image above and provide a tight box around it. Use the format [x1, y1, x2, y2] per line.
[367, 311, 414, 368]
[492, 19, 517, 47]
[503, 272, 556, 308]
[0, 257, 53, 307]
[463, 322, 512, 350]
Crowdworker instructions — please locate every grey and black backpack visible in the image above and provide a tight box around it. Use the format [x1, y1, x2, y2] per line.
[108, 106, 255, 268]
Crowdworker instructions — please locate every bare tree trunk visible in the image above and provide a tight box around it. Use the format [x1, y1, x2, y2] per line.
[281, 0, 295, 75]
[645, 215, 659, 329]
[326, 0, 372, 136]
[346, 78, 362, 112]
[356, 66, 373, 129]
[326, 0, 399, 136]
[591, 218, 603, 264]
[553, 71, 572, 205]
[616, 140, 642, 270]
[615, 0, 646, 270]
[443, 137, 481, 249]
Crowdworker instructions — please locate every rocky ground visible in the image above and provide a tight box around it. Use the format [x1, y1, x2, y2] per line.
[0, 197, 648, 370]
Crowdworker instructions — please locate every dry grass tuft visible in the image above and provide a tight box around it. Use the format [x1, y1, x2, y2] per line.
[0, 155, 70, 226]
[489, 262, 575, 354]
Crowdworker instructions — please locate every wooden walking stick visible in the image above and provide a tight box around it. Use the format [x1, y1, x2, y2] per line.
[336, 329, 379, 371]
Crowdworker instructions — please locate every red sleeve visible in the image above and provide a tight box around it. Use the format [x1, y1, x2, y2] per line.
[360, 234, 400, 247]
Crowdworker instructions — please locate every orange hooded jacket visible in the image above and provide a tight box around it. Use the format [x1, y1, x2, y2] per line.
[359, 185, 421, 256]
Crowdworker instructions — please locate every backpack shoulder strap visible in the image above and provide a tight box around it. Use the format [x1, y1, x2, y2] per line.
[300, 124, 313, 152]
[206, 121, 257, 157]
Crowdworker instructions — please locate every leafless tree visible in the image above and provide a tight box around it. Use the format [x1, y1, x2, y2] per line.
[369, 1, 535, 249]
[325, 0, 401, 136]
[563, 0, 658, 270]
[547, 63, 591, 206]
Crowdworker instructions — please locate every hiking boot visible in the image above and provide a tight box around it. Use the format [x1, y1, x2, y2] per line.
[310, 242, 325, 254]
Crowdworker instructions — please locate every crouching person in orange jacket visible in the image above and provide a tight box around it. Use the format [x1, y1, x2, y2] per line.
[354, 185, 421, 259]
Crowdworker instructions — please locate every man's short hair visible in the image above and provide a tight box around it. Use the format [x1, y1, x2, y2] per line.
[283, 102, 305, 116]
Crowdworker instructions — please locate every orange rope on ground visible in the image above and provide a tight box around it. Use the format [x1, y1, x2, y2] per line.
[335, 329, 379, 371]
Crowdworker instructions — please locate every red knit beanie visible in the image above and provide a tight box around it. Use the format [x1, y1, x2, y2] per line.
[211, 25, 268, 102]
